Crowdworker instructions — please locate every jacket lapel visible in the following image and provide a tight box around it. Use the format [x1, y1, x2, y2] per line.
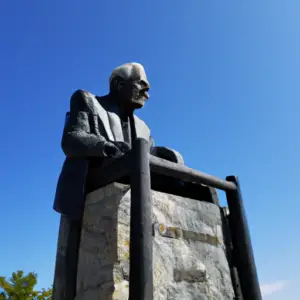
[106, 105, 124, 142]
[91, 93, 150, 142]
[92, 95, 115, 141]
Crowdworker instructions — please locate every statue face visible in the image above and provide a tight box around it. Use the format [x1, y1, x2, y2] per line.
[110, 63, 150, 110]
[128, 80, 149, 108]
[121, 79, 150, 109]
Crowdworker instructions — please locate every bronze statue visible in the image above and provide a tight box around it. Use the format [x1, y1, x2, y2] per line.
[54, 62, 184, 221]
[52, 63, 261, 300]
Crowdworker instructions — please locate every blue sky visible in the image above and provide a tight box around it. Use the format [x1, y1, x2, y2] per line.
[1, 1, 299, 299]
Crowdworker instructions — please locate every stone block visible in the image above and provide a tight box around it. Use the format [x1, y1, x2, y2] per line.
[75, 183, 234, 300]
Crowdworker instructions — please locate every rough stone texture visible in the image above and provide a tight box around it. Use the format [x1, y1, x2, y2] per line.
[76, 183, 234, 300]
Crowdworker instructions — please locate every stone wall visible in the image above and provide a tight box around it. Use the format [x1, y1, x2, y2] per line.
[74, 183, 234, 300]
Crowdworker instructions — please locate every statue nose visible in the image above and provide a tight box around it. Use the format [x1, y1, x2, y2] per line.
[144, 91, 150, 99]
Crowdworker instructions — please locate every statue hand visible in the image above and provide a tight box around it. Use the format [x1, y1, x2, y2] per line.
[113, 141, 131, 153]
[103, 141, 131, 157]
[103, 142, 123, 157]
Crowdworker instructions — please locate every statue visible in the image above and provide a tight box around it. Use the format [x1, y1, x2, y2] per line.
[52, 62, 222, 300]
[54, 62, 185, 221]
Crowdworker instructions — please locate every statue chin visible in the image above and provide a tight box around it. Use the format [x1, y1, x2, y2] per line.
[130, 98, 146, 109]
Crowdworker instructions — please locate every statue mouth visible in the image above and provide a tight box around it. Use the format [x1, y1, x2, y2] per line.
[134, 88, 149, 100]
[143, 90, 149, 99]
[131, 96, 147, 108]
[130, 87, 149, 108]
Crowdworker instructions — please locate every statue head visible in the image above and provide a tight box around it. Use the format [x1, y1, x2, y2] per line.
[109, 62, 150, 110]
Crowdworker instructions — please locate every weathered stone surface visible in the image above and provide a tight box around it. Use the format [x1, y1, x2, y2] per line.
[76, 183, 234, 300]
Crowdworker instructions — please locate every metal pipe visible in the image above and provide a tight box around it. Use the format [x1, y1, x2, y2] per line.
[65, 219, 81, 300]
[129, 138, 153, 300]
[86, 152, 131, 192]
[149, 155, 237, 191]
[225, 176, 262, 300]
[220, 207, 244, 300]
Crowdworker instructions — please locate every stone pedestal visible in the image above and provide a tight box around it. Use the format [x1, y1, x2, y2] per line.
[53, 183, 234, 299]
[77, 183, 234, 299]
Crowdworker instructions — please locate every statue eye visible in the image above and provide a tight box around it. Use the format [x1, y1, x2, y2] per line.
[117, 81, 125, 90]
[140, 80, 147, 87]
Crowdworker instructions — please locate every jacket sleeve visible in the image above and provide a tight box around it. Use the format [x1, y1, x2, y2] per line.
[150, 136, 184, 165]
[61, 89, 108, 158]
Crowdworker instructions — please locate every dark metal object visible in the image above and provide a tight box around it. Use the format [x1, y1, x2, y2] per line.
[231, 267, 244, 300]
[59, 149, 260, 300]
[86, 154, 236, 196]
[129, 139, 153, 300]
[65, 220, 81, 300]
[225, 176, 262, 300]
[86, 153, 131, 193]
[220, 207, 244, 300]
[86, 158, 221, 205]
[149, 155, 237, 191]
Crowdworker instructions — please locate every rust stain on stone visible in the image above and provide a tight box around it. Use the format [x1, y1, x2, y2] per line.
[154, 222, 222, 247]
[159, 224, 166, 233]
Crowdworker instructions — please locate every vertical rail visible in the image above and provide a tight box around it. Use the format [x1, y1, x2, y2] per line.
[58, 111, 81, 300]
[129, 138, 153, 300]
[65, 220, 81, 300]
[220, 207, 244, 300]
[225, 176, 262, 300]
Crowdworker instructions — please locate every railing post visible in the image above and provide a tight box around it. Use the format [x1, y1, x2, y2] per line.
[129, 138, 153, 300]
[225, 176, 262, 300]
[65, 220, 81, 300]
[221, 207, 244, 300]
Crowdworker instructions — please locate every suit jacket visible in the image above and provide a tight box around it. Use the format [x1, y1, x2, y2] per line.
[53, 89, 152, 221]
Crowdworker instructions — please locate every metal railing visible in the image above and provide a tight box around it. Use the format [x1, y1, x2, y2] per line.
[66, 138, 262, 300]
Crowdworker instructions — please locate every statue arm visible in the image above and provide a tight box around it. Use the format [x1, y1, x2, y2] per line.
[149, 137, 184, 165]
[61, 90, 108, 158]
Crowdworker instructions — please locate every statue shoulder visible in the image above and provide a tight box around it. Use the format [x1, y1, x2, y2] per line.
[71, 89, 96, 101]
[69, 89, 98, 109]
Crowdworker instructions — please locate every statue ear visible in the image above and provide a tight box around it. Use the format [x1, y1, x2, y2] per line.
[117, 80, 125, 91]
[110, 76, 125, 93]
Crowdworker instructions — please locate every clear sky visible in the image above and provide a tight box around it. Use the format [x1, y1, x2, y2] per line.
[1, 1, 299, 299]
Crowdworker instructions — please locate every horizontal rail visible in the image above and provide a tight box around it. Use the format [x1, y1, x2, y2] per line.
[86, 153, 131, 192]
[149, 155, 237, 192]
[86, 151, 237, 193]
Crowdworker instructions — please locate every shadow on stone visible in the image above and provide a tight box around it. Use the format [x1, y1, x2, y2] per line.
[76, 185, 131, 299]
